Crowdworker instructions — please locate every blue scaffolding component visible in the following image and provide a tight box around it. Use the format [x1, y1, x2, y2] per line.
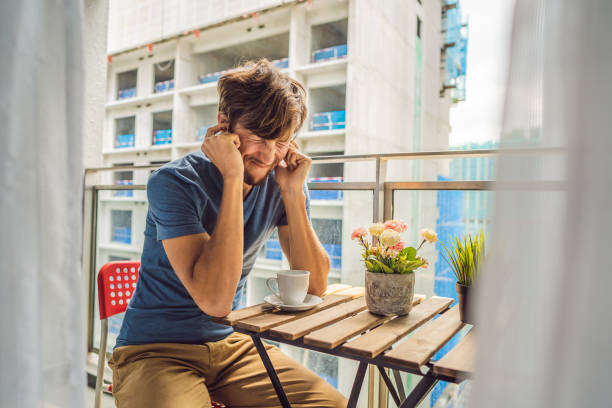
[153, 129, 173, 145]
[431, 174, 465, 407]
[444, 0, 468, 102]
[435, 175, 464, 303]
[196, 125, 213, 142]
[312, 44, 348, 63]
[117, 87, 136, 100]
[311, 110, 346, 132]
[265, 240, 283, 260]
[114, 179, 134, 197]
[308, 177, 344, 201]
[112, 226, 132, 244]
[115, 133, 135, 149]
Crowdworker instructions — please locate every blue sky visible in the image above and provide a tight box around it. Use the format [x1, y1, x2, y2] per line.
[449, 0, 516, 146]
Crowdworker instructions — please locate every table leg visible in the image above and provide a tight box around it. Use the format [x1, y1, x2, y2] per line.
[249, 333, 292, 408]
[347, 362, 368, 408]
[377, 365, 401, 407]
[392, 369, 406, 401]
[399, 375, 438, 408]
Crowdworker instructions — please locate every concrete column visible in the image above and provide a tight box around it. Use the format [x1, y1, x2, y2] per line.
[173, 39, 192, 149]
[139, 59, 154, 98]
[289, 4, 310, 69]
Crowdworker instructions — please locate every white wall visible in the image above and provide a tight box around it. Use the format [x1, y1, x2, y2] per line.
[107, 0, 286, 53]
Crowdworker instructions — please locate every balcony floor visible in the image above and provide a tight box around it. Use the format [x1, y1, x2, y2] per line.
[86, 386, 116, 408]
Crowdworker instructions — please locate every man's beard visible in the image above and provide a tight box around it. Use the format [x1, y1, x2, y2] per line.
[243, 157, 277, 186]
[243, 168, 268, 186]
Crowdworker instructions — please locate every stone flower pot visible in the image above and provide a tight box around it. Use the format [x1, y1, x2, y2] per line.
[365, 270, 415, 316]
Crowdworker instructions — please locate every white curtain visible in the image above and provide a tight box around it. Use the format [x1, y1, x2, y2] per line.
[472, 0, 612, 406]
[0, 1, 85, 407]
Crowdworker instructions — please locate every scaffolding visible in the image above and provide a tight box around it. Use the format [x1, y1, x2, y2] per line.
[441, 0, 469, 102]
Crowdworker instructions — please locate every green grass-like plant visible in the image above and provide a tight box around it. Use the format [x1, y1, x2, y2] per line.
[440, 231, 485, 286]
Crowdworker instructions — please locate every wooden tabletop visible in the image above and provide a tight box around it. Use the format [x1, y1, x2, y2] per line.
[213, 283, 475, 383]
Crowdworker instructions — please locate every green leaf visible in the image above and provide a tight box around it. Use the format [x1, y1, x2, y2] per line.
[371, 258, 394, 274]
[404, 247, 417, 260]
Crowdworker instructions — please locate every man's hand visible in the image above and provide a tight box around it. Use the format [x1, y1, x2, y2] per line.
[275, 140, 312, 194]
[201, 123, 244, 180]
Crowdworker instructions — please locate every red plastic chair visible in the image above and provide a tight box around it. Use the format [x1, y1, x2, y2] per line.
[94, 261, 227, 408]
[94, 261, 140, 408]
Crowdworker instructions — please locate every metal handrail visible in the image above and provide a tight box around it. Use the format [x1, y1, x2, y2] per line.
[82, 147, 564, 174]
[91, 181, 498, 191]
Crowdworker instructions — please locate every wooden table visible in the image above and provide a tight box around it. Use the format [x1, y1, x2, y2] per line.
[213, 284, 475, 408]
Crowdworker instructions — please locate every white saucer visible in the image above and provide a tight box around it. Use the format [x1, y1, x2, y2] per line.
[264, 294, 323, 311]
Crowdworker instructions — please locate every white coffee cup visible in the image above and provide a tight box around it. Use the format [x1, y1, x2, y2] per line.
[266, 270, 310, 305]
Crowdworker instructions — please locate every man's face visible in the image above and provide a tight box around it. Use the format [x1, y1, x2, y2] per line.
[233, 122, 292, 186]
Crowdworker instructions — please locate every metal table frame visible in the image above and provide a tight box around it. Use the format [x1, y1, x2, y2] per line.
[235, 327, 462, 408]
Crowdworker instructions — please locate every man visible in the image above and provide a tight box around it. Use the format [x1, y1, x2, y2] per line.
[108, 59, 347, 408]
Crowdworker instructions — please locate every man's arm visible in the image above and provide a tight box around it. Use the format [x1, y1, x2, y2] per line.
[277, 194, 330, 296]
[160, 123, 245, 318]
[275, 140, 330, 296]
[162, 176, 243, 318]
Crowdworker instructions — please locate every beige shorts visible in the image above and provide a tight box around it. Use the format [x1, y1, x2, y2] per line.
[108, 331, 347, 408]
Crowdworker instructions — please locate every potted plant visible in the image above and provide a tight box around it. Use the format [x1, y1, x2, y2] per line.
[440, 231, 485, 324]
[351, 220, 437, 316]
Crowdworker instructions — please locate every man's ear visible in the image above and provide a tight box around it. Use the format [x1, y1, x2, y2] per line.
[217, 112, 229, 126]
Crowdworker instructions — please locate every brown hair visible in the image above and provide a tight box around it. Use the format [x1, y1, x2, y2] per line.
[217, 58, 307, 141]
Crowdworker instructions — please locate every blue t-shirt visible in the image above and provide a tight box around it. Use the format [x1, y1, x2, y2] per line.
[114, 151, 310, 348]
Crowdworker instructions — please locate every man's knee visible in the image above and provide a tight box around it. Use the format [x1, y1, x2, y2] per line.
[112, 360, 211, 408]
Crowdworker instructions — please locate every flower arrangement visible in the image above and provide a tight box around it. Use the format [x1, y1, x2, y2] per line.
[440, 231, 485, 286]
[351, 220, 437, 274]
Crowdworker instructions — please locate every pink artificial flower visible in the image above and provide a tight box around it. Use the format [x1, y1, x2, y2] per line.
[399, 220, 408, 232]
[391, 241, 405, 251]
[383, 219, 407, 233]
[351, 227, 368, 240]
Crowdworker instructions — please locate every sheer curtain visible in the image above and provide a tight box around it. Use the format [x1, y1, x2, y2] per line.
[472, 0, 612, 406]
[0, 1, 85, 407]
